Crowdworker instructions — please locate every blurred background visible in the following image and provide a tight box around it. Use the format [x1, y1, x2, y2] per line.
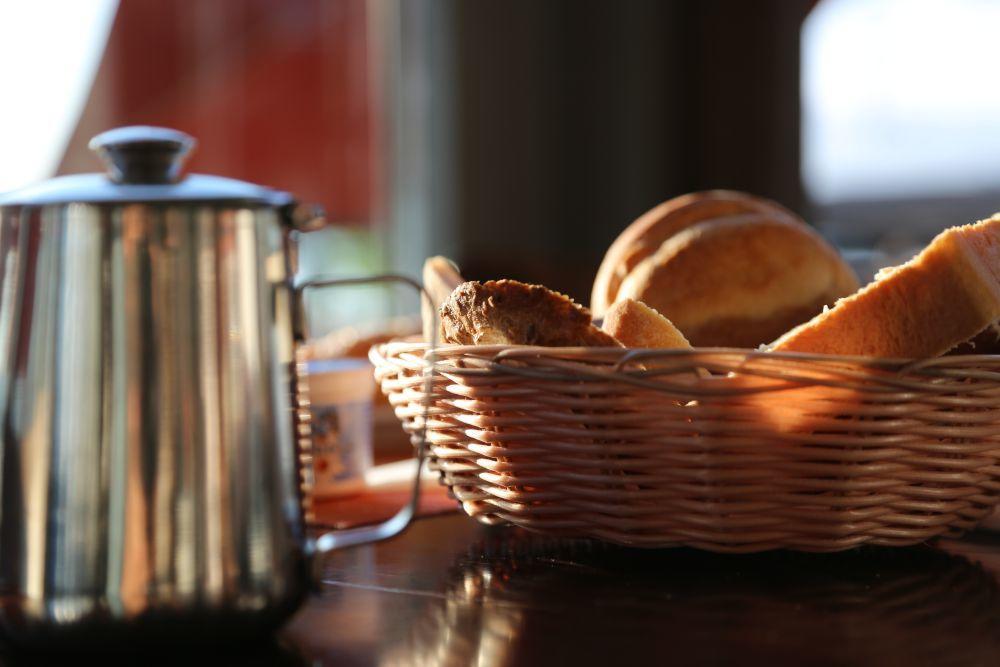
[4, 0, 1000, 336]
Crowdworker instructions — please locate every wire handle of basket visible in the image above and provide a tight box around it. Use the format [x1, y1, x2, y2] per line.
[293, 273, 437, 553]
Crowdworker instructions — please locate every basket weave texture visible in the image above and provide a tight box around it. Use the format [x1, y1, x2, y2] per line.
[371, 341, 1000, 552]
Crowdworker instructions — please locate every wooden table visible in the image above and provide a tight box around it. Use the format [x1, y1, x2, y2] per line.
[6, 512, 1000, 665]
[277, 514, 1000, 666]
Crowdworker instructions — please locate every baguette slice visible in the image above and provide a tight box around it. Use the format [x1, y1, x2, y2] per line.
[422, 256, 465, 342]
[602, 298, 691, 349]
[771, 215, 1000, 358]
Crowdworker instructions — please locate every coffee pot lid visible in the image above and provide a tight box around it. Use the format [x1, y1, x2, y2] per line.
[0, 126, 294, 207]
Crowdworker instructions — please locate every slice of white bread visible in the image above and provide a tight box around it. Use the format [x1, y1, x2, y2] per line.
[772, 214, 1000, 358]
[602, 298, 691, 349]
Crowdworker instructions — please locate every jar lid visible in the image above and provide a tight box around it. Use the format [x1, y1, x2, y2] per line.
[306, 358, 375, 404]
[0, 126, 294, 207]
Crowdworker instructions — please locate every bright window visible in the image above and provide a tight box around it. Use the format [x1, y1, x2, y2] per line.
[0, 0, 118, 192]
[803, 0, 1000, 205]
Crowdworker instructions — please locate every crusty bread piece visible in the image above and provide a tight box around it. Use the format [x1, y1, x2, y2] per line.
[440, 280, 619, 347]
[772, 215, 1000, 358]
[602, 298, 691, 349]
[422, 256, 465, 342]
[617, 214, 859, 348]
[591, 190, 800, 317]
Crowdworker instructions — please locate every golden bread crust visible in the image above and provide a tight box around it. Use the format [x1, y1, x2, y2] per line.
[591, 190, 800, 316]
[616, 214, 859, 348]
[440, 280, 619, 347]
[772, 215, 1000, 357]
[602, 298, 691, 349]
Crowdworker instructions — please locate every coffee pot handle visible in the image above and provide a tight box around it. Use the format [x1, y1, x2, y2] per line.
[292, 274, 436, 554]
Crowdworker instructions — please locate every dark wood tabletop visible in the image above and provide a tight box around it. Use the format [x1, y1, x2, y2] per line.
[6, 513, 1000, 665]
[280, 514, 1000, 666]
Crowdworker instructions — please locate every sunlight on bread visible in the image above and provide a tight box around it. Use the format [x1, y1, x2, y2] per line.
[772, 214, 1000, 358]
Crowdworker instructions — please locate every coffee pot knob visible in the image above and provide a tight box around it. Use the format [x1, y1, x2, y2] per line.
[89, 126, 196, 184]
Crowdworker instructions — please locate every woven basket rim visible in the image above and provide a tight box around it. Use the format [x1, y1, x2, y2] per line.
[371, 340, 1000, 401]
[373, 339, 1000, 367]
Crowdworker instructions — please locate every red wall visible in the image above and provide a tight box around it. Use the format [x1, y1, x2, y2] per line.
[59, 0, 378, 223]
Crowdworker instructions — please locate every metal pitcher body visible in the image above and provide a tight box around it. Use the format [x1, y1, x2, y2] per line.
[0, 200, 307, 639]
[0, 126, 426, 642]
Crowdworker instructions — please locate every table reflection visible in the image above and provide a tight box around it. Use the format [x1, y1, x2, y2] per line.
[0, 637, 307, 667]
[387, 535, 1000, 666]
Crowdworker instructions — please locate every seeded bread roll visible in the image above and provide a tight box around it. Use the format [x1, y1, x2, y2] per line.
[591, 190, 800, 317]
[602, 298, 691, 349]
[617, 214, 859, 348]
[440, 280, 619, 347]
[772, 215, 1000, 358]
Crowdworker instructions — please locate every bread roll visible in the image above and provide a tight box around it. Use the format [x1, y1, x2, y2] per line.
[617, 214, 859, 348]
[602, 298, 691, 349]
[440, 280, 618, 347]
[772, 215, 1000, 358]
[591, 190, 800, 317]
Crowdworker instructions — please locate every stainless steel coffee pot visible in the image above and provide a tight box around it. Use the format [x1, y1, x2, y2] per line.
[0, 127, 425, 642]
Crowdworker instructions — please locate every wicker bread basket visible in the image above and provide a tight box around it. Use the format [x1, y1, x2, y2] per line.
[371, 341, 1000, 552]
